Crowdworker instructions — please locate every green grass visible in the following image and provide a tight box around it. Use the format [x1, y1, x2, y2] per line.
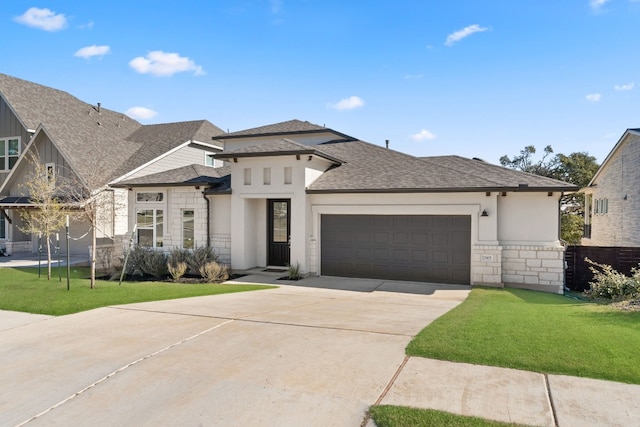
[0, 267, 274, 316]
[369, 405, 527, 427]
[407, 287, 640, 384]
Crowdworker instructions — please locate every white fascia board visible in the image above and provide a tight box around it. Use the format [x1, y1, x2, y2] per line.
[191, 140, 223, 151]
[0, 124, 46, 194]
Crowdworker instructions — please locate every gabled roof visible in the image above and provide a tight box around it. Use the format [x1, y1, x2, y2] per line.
[217, 119, 355, 141]
[111, 120, 225, 180]
[114, 164, 230, 187]
[0, 74, 226, 188]
[306, 141, 578, 193]
[585, 128, 640, 188]
[0, 73, 142, 187]
[215, 138, 344, 164]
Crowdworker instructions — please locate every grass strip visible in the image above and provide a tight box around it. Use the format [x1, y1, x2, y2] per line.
[406, 287, 640, 384]
[0, 267, 274, 316]
[369, 405, 528, 427]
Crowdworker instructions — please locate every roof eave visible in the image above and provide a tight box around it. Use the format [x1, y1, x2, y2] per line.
[214, 128, 354, 141]
[216, 150, 344, 164]
[306, 186, 578, 194]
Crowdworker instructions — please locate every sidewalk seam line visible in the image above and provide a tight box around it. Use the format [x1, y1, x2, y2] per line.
[360, 354, 411, 427]
[14, 319, 235, 427]
[111, 306, 411, 337]
[544, 373, 559, 427]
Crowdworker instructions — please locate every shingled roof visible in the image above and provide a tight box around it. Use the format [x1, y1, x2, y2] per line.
[0, 74, 224, 187]
[215, 138, 344, 163]
[0, 73, 142, 186]
[306, 141, 578, 193]
[218, 119, 355, 141]
[115, 164, 230, 188]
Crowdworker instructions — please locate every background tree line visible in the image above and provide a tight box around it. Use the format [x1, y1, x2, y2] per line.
[499, 145, 599, 245]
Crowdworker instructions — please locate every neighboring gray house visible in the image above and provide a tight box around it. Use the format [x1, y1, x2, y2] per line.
[582, 128, 640, 246]
[0, 73, 224, 258]
[0, 74, 579, 293]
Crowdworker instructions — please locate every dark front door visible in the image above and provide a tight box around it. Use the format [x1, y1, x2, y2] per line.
[268, 199, 290, 266]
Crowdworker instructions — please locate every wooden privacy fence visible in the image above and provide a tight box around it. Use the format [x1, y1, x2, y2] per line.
[564, 246, 640, 292]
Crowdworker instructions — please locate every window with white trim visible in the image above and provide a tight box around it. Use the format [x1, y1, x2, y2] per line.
[0, 137, 20, 171]
[182, 209, 194, 249]
[136, 209, 163, 248]
[46, 163, 56, 182]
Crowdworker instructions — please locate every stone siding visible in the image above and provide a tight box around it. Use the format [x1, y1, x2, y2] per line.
[501, 245, 564, 294]
[211, 234, 231, 265]
[472, 245, 503, 287]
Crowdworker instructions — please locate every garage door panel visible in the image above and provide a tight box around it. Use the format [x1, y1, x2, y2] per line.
[321, 214, 470, 284]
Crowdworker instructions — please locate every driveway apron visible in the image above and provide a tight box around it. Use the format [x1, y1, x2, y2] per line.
[0, 281, 468, 426]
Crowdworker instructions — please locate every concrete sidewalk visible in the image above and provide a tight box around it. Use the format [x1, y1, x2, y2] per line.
[0, 253, 88, 268]
[1, 273, 639, 426]
[379, 357, 640, 427]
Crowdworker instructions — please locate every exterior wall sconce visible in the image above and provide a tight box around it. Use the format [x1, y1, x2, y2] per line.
[481, 209, 489, 217]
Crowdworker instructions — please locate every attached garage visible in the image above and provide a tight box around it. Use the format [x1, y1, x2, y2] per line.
[320, 214, 471, 284]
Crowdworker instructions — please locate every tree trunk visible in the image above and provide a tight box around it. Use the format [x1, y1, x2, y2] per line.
[91, 224, 96, 289]
[46, 235, 52, 280]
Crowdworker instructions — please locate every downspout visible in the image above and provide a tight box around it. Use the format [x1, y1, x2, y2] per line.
[558, 191, 570, 293]
[202, 191, 211, 248]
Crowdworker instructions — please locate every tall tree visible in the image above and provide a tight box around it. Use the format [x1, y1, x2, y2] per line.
[19, 151, 68, 280]
[499, 146, 599, 245]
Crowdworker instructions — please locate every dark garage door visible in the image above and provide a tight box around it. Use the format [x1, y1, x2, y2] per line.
[320, 215, 471, 284]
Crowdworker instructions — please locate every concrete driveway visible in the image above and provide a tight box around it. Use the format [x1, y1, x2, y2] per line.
[0, 279, 469, 426]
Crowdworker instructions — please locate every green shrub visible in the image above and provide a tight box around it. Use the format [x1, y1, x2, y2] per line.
[287, 261, 301, 280]
[168, 247, 191, 266]
[188, 246, 218, 276]
[584, 258, 640, 301]
[138, 249, 169, 279]
[199, 261, 229, 283]
[168, 261, 188, 281]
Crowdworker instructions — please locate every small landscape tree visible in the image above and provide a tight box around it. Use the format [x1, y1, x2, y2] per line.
[19, 151, 68, 280]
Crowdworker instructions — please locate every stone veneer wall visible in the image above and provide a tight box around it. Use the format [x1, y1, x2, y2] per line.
[472, 245, 503, 287]
[501, 245, 565, 294]
[4, 241, 31, 255]
[211, 234, 231, 265]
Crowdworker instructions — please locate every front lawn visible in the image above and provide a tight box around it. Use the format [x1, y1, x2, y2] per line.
[369, 406, 527, 427]
[407, 287, 640, 384]
[0, 267, 274, 316]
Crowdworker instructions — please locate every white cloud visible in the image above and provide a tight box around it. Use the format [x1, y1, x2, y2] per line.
[590, 0, 611, 10]
[129, 51, 205, 77]
[329, 96, 364, 111]
[14, 7, 67, 31]
[411, 129, 437, 141]
[74, 45, 110, 59]
[403, 74, 423, 79]
[270, 0, 283, 13]
[614, 82, 635, 91]
[126, 107, 158, 120]
[586, 93, 602, 102]
[445, 24, 488, 46]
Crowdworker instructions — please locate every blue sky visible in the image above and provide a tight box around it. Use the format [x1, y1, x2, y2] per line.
[3, 1, 640, 164]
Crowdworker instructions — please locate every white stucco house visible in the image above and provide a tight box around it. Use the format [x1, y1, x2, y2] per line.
[582, 128, 640, 247]
[0, 73, 578, 293]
